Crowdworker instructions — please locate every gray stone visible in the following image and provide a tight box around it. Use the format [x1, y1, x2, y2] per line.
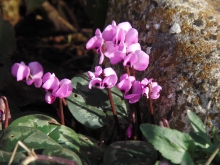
[102, 0, 220, 133]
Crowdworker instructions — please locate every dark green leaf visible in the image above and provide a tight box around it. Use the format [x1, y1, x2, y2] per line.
[0, 126, 60, 152]
[0, 17, 16, 55]
[212, 127, 220, 145]
[187, 110, 212, 145]
[67, 73, 129, 129]
[140, 123, 195, 165]
[103, 141, 157, 165]
[0, 150, 26, 165]
[10, 114, 80, 152]
[43, 146, 82, 165]
[77, 134, 107, 165]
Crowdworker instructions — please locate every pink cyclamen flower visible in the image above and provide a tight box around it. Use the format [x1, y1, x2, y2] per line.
[42, 72, 60, 104]
[88, 67, 118, 89]
[86, 29, 105, 64]
[117, 73, 135, 94]
[11, 61, 43, 87]
[54, 78, 73, 98]
[123, 50, 149, 71]
[42, 72, 73, 104]
[142, 81, 162, 99]
[124, 80, 143, 104]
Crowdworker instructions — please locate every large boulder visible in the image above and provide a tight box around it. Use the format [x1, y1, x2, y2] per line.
[104, 0, 220, 133]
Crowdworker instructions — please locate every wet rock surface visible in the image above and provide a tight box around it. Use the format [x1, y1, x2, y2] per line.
[105, 0, 220, 133]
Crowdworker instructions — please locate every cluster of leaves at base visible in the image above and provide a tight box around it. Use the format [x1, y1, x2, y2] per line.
[140, 110, 220, 165]
[0, 114, 158, 165]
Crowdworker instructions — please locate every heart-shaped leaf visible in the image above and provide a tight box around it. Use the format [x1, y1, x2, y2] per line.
[103, 141, 157, 165]
[10, 114, 80, 152]
[0, 126, 60, 152]
[140, 123, 195, 165]
[67, 72, 129, 129]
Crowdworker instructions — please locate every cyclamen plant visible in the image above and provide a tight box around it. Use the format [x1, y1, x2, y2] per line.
[86, 20, 162, 138]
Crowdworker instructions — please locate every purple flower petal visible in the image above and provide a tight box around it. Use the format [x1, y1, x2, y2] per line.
[45, 92, 56, 104]
[94, 66, 102, 77]
[86, 36, 103, 50]
[28, 61, 43, 79]
[151, 82, 162, 99]
[55, 79, 73, 98]
[109, 51, 126, 65]
[123, 52, 138, 67]
[124, 81, 142, 103]
[88, 78, 103, 89]
[118, 22, 132, 32]
[42, 73, 59, 93]
[95, 28, 102, 37]
[127, 43, 141, 54]
[102, 74, 117, 88]
[112, 28, 125, 46]
[102, 24, 116, 41]
[11, 62, 30, 81]
[124, 28, 138, 47]
[26, 62, 43, 87]
[133, 50, 149, 71]
[87, 71, 95, 80]
[117, 78, 132, 93]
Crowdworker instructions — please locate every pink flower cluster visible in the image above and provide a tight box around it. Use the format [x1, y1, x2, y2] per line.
[11, 61, 72, 104]
[86, 21, 162, 104]
[86, 21, 149, 71]
[117, 74, 162, 104]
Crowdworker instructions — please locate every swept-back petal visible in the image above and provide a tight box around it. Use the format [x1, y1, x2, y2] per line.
[125, 28, 138, 47]
[124, 93, 141, 104]
[12, 62, 30, 81]
[118, 22, 132, 32]
[127, 43, 141, 54]
[109, 51, 126, 65]
[133, 50, 149, 71]
[103, 67, 117, 77]
[94, 66, 102, 77]
[55, 79, 73, 98]
[87, 71, 95, 80]
[86, 36, 103, 50]
[102, 24, 115, 41]
[28, 62, 43, 79]
[42, 75, 59, 92]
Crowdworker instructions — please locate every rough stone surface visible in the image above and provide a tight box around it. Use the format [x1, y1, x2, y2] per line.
[104, 0, 220, 134]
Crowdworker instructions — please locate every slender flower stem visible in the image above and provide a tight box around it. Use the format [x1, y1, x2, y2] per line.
[106, 88, 120, 138]
[62, 98, 68, 106]
[131, 66, 135, 77]
[0, 96, 10, 129]
[205, 144, 220, 165]
[125, 66, 130, 76]
[59, 98, 65, 125]
[148, 84, 155, 124]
